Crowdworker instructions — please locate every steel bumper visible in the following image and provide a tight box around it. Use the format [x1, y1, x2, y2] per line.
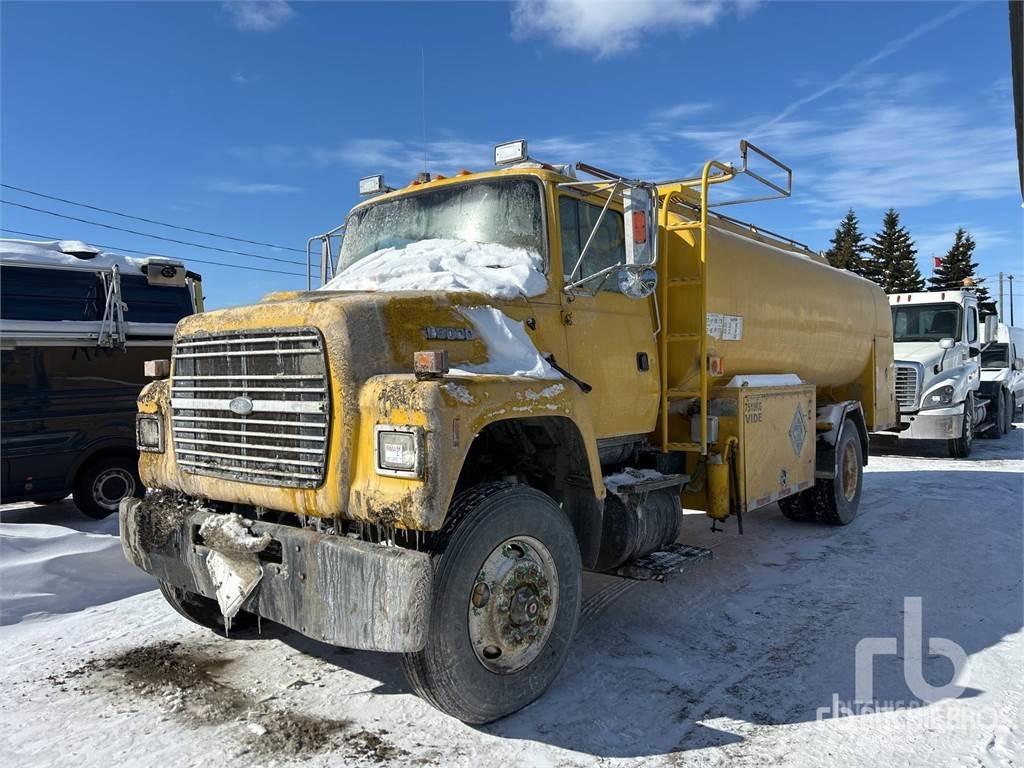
[119, 496, 433, 652]
[897, 406, 964, 440]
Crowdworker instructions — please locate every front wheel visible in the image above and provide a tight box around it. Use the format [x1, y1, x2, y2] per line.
[158, 582, 257, 636]
[401, 483, 582, 724]
[1001, 391, 1012, 434]
[947, 396, 974, 458]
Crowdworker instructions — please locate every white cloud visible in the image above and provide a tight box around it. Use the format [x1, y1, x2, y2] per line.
[511, 0, 752, 57]
[231, 72, 248, 85]
[206, 179, 301, 194]
[677, 74, 1016, 211]
[222, 1, 294, 32]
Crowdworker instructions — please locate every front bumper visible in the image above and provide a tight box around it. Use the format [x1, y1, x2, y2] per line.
[120, 496, 432, 652]
[891, 404, 964, 440]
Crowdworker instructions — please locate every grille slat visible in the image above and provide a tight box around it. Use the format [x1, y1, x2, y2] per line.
[171, 328, 329, 488]
[895, 365, 920, 412]
[173, 426, 325, 442]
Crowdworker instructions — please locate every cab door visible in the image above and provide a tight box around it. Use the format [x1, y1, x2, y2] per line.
[557, 194, 660, 439]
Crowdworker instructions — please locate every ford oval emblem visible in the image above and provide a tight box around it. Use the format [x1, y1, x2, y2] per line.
[229, 396, 254, 416]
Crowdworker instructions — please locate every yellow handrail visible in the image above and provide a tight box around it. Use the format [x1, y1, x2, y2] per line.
[656, 160, 735, 455]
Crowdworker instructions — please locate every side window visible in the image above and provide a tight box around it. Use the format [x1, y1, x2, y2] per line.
[559, 196, 626, 292]
[967, 308, 978, 344]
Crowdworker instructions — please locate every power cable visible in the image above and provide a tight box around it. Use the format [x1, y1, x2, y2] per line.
[0, 199, 306, 266]
[0, 227, 306, 277]
[0, 183, 305, 254]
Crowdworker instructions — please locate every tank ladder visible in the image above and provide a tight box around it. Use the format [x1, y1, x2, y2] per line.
[656, 160, 735, 455]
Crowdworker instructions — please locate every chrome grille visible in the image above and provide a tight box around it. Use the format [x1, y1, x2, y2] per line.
[894, 364, 920, 412]
[171, 328, 328, 488]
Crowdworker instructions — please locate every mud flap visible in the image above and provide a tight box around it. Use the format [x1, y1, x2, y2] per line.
[614, 543, 712, 582]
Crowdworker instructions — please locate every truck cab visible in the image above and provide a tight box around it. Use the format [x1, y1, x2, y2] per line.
[979, 322, 1024, 433]
[885, 290, 985, 456]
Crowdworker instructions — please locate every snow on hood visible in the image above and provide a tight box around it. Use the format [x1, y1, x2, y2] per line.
[450, 307, 561, 380]
[318, 238, 547, 300]
[0, 238, 148, 273]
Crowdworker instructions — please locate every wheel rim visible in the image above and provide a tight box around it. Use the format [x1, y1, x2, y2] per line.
[468, 536, 558, 675]
[840, 440, 859, 502]
[92, 467, 135, 510]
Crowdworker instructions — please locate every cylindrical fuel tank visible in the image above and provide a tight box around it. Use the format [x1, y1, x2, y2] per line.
[594, 490, 682, 571]
[664, 218, 893, 424]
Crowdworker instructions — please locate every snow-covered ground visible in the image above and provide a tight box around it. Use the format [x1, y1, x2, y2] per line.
[2, 429, 1021, 767]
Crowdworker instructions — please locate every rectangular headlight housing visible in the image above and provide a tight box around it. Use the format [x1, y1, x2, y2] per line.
[375, 425, 424, 478]
[136, 413, 164, 452]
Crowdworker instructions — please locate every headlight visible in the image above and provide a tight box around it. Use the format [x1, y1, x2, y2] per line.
[136, 414, 164, 452]
[921, 385, 955, 409]
[375, 426, 423, 478]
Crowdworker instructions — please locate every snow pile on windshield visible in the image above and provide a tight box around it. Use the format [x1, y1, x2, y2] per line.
[319, 238, 546, 299]
[0, 239, 148, 273]
[451, 307, 561, 380]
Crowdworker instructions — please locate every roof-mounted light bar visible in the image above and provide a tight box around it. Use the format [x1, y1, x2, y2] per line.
[359, 174, 393, 196]
[494, 139, 528, 166]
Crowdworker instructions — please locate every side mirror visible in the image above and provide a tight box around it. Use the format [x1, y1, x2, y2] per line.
[969, 347, 980, 358]
[617, 266, 658, 299]
[939, 338, 955, 350]
[1015, 358, 1024, 371]
[622, 186, 656, 266]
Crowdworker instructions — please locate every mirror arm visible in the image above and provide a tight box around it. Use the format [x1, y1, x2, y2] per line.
[562, 263, 622, 294]
[567, 180, 620, 284]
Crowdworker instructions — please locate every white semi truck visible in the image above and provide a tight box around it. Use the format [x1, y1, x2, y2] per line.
[882, 290, 989, 457]
[979, 321, 1024, 432]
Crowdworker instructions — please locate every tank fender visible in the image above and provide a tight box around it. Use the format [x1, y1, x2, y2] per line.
[815, 401, 868, 479]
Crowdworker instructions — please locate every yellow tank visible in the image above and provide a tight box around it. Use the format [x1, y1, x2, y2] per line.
[662, 214, 896, 431]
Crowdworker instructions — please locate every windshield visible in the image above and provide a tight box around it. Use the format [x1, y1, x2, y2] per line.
[981, 343, 1009, 368]
[338, 178, 544, 270]
[891, 303, 962, 342]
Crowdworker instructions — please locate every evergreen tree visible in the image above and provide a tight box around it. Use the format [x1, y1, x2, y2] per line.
[928, 227, 991, 304]
[865, 208, 924, 293]
[824, 209, 867, 275]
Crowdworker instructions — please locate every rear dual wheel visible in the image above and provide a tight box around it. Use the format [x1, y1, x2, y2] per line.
[779, 420, 863, 526]
[401, 483, 582, 724]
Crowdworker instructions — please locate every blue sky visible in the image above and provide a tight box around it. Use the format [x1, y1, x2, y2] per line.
[2, 1, 1022, 317]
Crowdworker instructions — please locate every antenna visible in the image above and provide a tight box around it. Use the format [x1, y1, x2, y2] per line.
[420, 48, 427, 173]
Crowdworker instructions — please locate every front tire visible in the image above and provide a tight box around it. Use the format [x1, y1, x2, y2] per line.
[947, 395, 974, 458]
[72, 455, 144, 519]
[401, 482, 582, 724]
[158, 582, 256, 636]
[1001, 391, 1012, 434]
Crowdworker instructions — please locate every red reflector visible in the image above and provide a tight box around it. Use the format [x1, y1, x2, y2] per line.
[631, 210, 647, 244]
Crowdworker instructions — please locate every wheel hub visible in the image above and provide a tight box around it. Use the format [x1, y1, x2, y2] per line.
[468, 536, 558, 674]
[93, 468, 135, 510]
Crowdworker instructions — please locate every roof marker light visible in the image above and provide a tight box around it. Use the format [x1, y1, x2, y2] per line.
[494, 140, 527, 166]
[359, 175, 390, 195]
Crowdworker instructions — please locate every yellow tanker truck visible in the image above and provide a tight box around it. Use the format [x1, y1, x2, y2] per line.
[120, 140, 896, 723]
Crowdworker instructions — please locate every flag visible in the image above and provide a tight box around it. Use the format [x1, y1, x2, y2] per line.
[933, 256, 942, 269]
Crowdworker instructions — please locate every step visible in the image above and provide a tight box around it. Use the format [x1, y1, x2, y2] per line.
[614, 543, 713, 582]
[605, 472, 690, 495]
[668, 277, 702, 286]
[667, 221, 702, 232]
[667, 333, 700, 342]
